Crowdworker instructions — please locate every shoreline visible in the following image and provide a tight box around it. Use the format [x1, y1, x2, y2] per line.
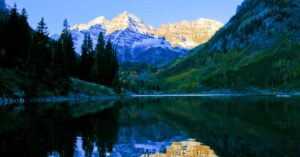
[1, 91, 299, 105]
[0, 95, 122, 106]
[132, 92, 300, 97]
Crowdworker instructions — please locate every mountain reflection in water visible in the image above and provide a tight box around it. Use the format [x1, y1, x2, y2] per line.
[141, 139, 217, 157]
[0, 96, 299, 157]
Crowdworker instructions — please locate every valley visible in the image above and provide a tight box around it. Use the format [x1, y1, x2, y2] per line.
[155, 0, 300, 93]
[1, 0, 300, 96]
[1, 1, 300, 157]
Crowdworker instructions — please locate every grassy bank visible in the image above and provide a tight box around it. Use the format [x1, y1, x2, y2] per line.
[69, 78, 115, 96]
[0, 69, 116, 101]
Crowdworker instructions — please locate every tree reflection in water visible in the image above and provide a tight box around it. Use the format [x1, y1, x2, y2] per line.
[0, 102, 119, 157]
[0, 96, 300, 157]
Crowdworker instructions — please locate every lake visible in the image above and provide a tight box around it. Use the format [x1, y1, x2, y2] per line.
[0, 96, 299, 157]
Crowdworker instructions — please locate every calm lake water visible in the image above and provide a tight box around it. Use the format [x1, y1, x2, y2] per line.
[0, 96, 299, 157]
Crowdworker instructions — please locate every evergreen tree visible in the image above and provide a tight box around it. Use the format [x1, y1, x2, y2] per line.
[0, 10, 7, 67]
[99, 40, 119, 87]
[19, 8, 31, 68]
[36, 17, 49, 36]
[91, 32, 105, 83]
[59, 19, 77, 76]
[0, 5, 72, 97]
[80, 33, 94, 81]
[50, 40, 70, 94]
[4, 5, 18, 67]
[29, 18, 51, 80]
[5, 5, 31, 68]
[87, 34, 95, 81]
[52, 41, 67, 76]
[111, 47, 120, 90]
[24, 18, 53, 97]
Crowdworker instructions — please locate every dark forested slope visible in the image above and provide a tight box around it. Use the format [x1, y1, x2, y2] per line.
[159, 0, 300, 92]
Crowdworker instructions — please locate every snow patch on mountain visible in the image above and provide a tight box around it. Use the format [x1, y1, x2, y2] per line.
[53, 11, 222, 64]
[106, 11, 155, 35]
[70, 11, 155, 35]
[70, 16, 109, 31]
[132, 38, 171, 50]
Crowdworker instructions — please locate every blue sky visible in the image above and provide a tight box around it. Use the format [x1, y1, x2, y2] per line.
[6, 0, 244, 35]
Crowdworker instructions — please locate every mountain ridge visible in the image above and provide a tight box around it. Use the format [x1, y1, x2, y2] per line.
[156, 18, 223, 48]
[68, 11, 223, 48]
[158, 0, 300, 92]
[55, 11, 223, 64]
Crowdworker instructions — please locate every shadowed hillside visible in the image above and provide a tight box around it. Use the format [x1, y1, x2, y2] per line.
[158, 0, 300, 92]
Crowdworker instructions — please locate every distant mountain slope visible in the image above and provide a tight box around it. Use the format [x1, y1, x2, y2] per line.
[156, 19, 223, 48]
[159, 0, 300, 92]
[53, 12, 222, 65]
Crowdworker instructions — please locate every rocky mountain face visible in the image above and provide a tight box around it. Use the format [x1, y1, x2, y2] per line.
[56, 12, 222, 65]
[160, 0, 300, 91]
[156, 19, 223, 48]
[106, 12, 155, 35]
[71, 12, 155, 35]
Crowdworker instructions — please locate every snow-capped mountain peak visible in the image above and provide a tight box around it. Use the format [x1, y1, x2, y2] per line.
[87, 16, 109, 27]
[107, 11, 155, 35]
[193, 18, 224, 31]
[70, 11, 155, 35]
[113, 11, 138, 21]
[155, 18, 223, 48]
[70, 16, 109, 31]
[59, 12, 223, 64]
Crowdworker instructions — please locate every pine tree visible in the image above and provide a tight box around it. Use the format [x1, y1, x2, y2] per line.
[91, 32, 105, 83]
[80, 33, 94, 81]
[111, 47, 120, 89]
[29, 18, 51, 80]
[99, 40, 119, 87]
[36, 17, 49, 36]
[19, 8, 31, 68]
[51, 40, 71, 94]
[0, 10, 7, 67]
[87, 34, 95, 81]
[59, 19, 77, 76]
[0, 5, 72, 97]
[112, 48, 119, 78]
[4, 5, 18, 68]
[5, 5, 31, 69]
